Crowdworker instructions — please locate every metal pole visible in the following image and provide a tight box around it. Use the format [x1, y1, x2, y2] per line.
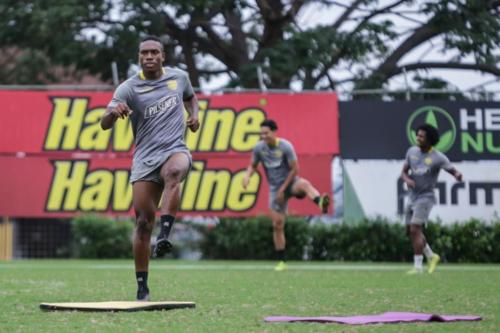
[402, 66, 410, 101]
[111, 62, 119, 86]
[257, 66, 267, 92]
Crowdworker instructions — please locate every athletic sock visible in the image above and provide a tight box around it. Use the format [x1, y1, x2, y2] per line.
[276, 249, 286, 262]
[414, 255, 424, 270]
[313, 196, 320, 205]
[159, 215, 175, 239]
[136, 271, 148, 289]
[423, 244, 434, 260]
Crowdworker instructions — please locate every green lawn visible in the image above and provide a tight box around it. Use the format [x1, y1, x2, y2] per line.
[0, 260, 498, 332]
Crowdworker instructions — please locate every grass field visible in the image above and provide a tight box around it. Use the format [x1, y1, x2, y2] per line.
[0, 260, 499, 332]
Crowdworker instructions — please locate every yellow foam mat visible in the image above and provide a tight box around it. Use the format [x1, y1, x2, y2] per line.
[40, 301, 195, 312]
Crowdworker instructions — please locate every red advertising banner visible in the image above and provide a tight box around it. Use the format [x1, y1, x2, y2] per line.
[0, 90, 338, 217]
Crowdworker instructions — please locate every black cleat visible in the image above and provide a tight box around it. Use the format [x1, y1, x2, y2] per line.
[153, 237, 173, 258]
[319, 193, 330, 214]
[136, 286, 150, 301]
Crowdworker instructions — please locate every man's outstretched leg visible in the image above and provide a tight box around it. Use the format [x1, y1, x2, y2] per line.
[406, 200, 439, 274]
[407, 224, 425, 274]
[133, 181, 162, 300]
[408, 224, 440, 274]
[154, 153, 191, 258]
[421, 225, 440, 274]
[290, 178, 330, 213]
[269, 209, 288, 271]
[424, 242, 440, 273]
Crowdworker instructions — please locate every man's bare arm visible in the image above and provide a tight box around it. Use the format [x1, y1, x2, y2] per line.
[242, 163, 258, 189]
[446, 167, 463, 182]
[100, 103, 132, 130]
[401, 163, 415, 188]
[184, 95, 200, 132]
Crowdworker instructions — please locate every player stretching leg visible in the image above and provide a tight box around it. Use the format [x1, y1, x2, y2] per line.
[102, 36, 199, 300]
[243, 119, 330, 271]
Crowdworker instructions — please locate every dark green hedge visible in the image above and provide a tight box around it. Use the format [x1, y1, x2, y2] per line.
[70, 214, 500, 262]
[198, 216, 309, 260]
[199, 216, 500, 262]
[71, 215, 134, 258]
[425, 219, 500, 262]
[309, 218, 412, 261]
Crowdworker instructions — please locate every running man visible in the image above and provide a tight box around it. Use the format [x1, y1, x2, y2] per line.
[242, 119, 330, 271]
[401, 124, 462, 274]
[101, 36, 199, 300]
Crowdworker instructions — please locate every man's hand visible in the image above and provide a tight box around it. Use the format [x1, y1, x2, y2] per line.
[186, 115, 200, 132]
[454, 171, 463, 182]
[101, 103, 132, 130]
[275, 190, 285, 205]
[404, 178, 416, 189]
[110, 103, 133, 119]
[242, 175, 250, 189]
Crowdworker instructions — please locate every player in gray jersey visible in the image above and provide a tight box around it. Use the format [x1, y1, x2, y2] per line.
[401, 124, 462, 274]
[243, 119, 330, 271]
[101, 36, 199, 300]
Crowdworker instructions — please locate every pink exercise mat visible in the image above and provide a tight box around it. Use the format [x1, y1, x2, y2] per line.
[265, 311, 482, 325]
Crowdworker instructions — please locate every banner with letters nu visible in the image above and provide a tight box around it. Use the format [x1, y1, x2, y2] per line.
[340, 101, 500, 161]
[0, 90, 338, 217]
[340, 101, 500, 223]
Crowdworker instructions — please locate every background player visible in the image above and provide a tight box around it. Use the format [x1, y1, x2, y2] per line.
[243, 119, 330, 271]
[401, 124, 462, 274]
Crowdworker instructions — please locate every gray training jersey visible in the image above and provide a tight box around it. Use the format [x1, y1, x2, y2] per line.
[107, 67, 194, 182]
[252, 138, 297, 192]
[405, 146, 454, 202]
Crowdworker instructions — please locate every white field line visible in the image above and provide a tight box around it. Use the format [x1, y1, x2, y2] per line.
[1, 263, 499, 271]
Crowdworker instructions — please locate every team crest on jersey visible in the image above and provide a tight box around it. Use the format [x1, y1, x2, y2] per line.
[144, 94, 180, 119]
[424, 157, 432, 165]
[274, 150, 283, 158]
[166, 80, 178, 90]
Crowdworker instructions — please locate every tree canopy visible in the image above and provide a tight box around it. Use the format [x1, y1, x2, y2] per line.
[0, 0, 498, 93]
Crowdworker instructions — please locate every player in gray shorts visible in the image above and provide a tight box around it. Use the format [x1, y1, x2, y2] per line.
[243, 119, 330, 271]
[101, 36, 200, 301]
[401, 124, 462, 274]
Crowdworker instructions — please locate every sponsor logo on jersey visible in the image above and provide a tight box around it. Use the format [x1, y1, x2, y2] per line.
[144, 95, 180, 119]
[264, 161, 282, 169]
[412, 166, 429, 175]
